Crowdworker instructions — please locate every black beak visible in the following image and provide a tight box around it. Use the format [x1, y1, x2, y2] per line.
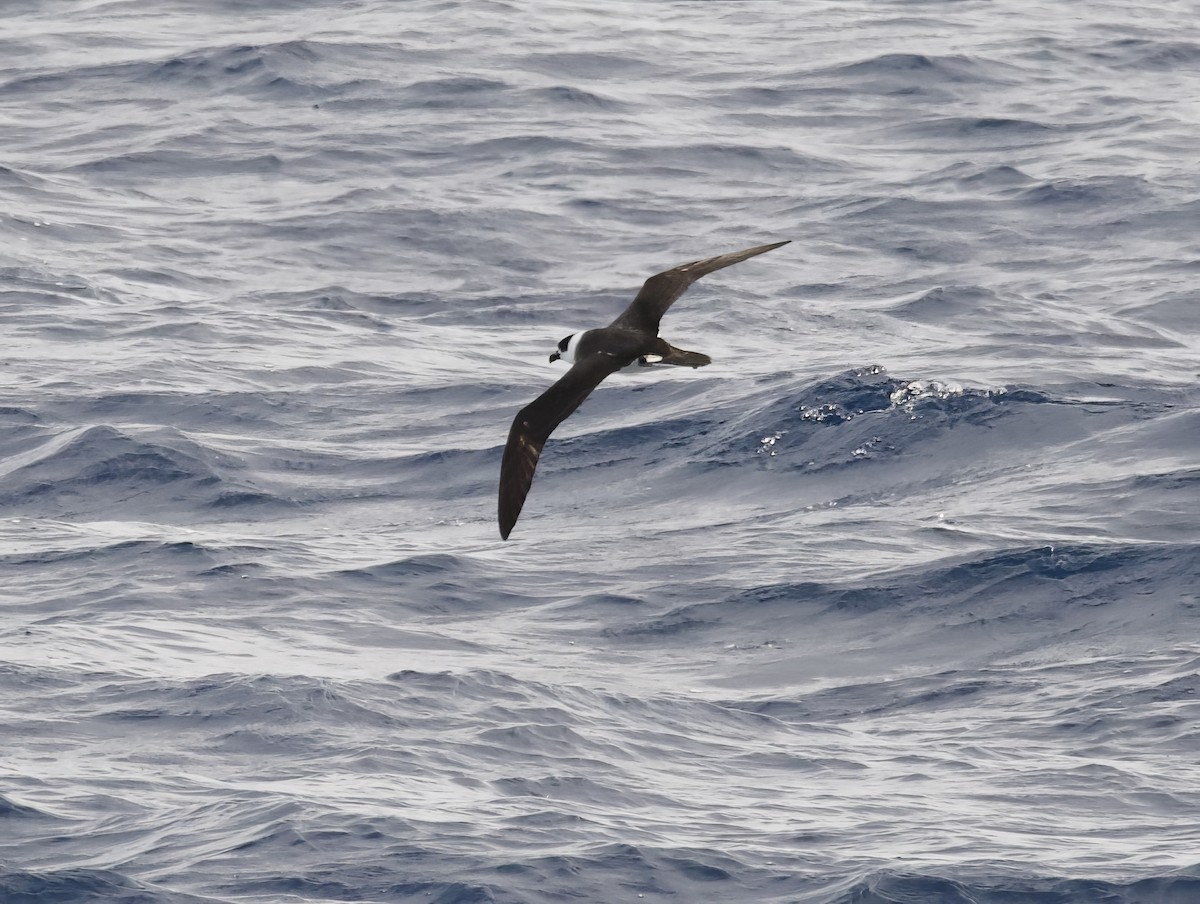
[549, 352, 560, 363]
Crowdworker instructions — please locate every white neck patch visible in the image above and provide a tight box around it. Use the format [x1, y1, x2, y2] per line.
[560, 331, 583, 363]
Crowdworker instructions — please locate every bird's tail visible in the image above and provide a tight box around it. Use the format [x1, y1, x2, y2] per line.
[658, 342, 711, 368]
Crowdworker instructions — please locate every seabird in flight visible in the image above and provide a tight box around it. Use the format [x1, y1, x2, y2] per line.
[498, 239, 789, 540]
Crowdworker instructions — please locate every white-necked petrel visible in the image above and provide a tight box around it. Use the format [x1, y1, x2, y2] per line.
[498, 240, 789, 540]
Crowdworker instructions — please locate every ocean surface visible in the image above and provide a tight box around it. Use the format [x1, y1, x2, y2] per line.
[2, 1, 1199, 902]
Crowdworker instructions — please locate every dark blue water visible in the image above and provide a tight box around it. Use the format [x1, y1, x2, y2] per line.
[2, 2, 1199, 902]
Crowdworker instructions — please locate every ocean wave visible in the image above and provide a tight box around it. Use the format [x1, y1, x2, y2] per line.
[0, 869, 225, 904]
[832, 870, 1200, 904]
[0, 424, 291, 518]
[606, 541, 1200, 651]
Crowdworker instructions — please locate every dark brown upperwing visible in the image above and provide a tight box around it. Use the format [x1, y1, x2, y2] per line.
[498, 353, 625, 540]
[608, 240, 789, 333]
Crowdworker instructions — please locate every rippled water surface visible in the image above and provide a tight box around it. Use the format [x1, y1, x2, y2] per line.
[2, 2, 1199, 902]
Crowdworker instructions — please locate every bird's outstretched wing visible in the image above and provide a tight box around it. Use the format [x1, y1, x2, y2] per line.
[608, 240, 789, 333]
[499, 353, 626, 540]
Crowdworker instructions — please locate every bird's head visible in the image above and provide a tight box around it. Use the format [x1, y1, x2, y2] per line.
[549, 333, 576, 364]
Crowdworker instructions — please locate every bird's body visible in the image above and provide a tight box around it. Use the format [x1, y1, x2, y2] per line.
[498, 240, 789, 540]
[556, 327, 653, 367]
[553, 328, 707, 370]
